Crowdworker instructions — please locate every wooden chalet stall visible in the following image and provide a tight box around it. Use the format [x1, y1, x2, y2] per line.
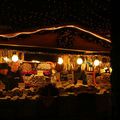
[0, 26, 112, 120]
[0, 26, 112, 94]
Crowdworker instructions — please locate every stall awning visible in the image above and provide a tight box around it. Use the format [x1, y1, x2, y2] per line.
[0, 26, 111, 55]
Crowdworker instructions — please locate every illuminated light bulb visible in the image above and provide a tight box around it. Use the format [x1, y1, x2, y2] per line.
[77, 58, 83, 65]
[58, 57, 63, 65]
[94, 59, 100, 66]
[12, 54, 19, 62]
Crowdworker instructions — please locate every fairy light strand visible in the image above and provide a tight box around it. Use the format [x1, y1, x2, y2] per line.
[0, 25, 111, 43]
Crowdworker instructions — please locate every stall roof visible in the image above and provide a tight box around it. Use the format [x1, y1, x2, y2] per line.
[0, 26, 111, 55]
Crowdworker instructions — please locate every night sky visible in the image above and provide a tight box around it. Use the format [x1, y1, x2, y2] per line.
[0, 0, 111, 39]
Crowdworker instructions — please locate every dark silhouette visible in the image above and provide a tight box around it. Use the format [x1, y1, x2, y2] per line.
[0, 63, 23, 91]
[74, 66, 87, 84]
[38, 83, 59, 96]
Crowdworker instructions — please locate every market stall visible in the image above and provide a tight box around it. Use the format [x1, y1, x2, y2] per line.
[0, 26, 112, 99]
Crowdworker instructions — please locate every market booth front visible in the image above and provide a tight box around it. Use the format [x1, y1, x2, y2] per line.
[0, 26, 112, 119]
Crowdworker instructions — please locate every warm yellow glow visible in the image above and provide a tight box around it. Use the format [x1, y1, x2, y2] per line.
[0, 25, 111, 43]
[12, 54, 19, 62]
[94, 59, 100, 66]
[99, 61, 102, 64]
[58, 57, 63, 65]
[3, 57, 11, 62]
[77, 58, 83, 65]
[110, 67, 112, 73]
[32, 60, 40, 63]
[104, 67, 108, 70]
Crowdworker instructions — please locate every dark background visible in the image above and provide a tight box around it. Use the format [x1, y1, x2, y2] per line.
[0, 0, 111, 39]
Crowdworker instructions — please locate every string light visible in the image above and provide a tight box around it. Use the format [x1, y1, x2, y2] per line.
[0, 25, 111, 43]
